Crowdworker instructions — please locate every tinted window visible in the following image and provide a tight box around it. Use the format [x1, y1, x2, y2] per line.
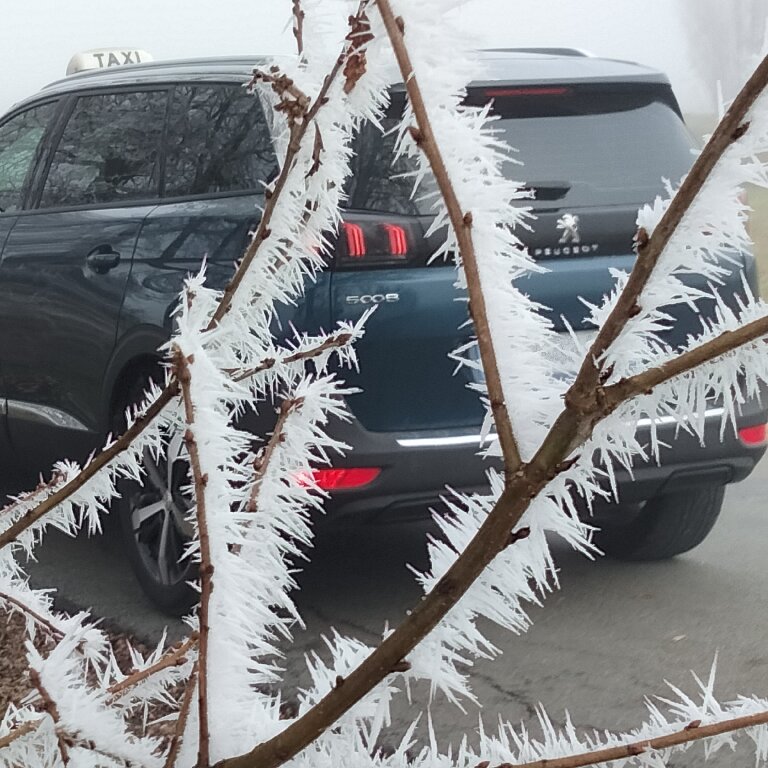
[164, 85, 277, 197]
[0, 102, 57, 213]
[40, 90, 167, 208]
[346, 118, 430, 216]
[468, 85, 695, 208]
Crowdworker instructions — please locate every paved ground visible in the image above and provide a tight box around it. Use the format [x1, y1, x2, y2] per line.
[25, 454, 768, 762]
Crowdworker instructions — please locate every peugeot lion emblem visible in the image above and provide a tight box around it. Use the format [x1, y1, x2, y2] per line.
[556, 213, 581, 244]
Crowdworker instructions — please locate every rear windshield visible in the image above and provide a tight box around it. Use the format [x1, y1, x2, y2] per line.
[471, 84, 696, 207]
[346, 84, 695, 213]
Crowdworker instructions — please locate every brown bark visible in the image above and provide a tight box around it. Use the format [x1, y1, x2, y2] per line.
[174, 349, 212, 768]
[502, 710, 768, 768]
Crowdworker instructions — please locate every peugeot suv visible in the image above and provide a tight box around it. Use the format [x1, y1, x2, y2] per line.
[0, 49, 764, 613]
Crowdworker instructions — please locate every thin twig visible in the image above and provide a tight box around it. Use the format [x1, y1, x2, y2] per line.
[292, 0, 305, 56]
[0, 719, 42, 750]
[375, 1, 521, 475]
[247, 398, 302, 514]
[503, 710, 768, 768]
[29, 669, 68, 764]
[0, 592, 64, 641]
[606, 315, 768, 406]
[174, 349, 212, 768]
[108, 633, 198, 700]
[232, 331, 353, 383]
[164, 662, 199, 768]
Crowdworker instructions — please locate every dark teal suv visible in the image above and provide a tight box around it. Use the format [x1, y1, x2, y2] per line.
[0, 49, 764, 612]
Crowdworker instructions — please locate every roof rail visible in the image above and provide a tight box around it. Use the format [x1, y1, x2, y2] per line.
[482, 47, 592, 58]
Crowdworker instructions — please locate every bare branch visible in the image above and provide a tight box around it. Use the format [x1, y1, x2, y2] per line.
[164, 662, 199, 768]
[232, 330, 354, 383]
[605, 315, 768, 405]
[29, 668, 68, 764]
[209, 3, 368, 331]
[0, 719, 42, 751]
[108, 633, 198, 700]
[291, 0, 305, 56]
[501, 709, 768, 768]
[246, 398, 302, 514]
[0, 592, 65, 641]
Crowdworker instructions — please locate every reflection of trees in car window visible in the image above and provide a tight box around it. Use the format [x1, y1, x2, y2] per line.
[0, 102, 57, 213]
[164, 85, 277, 196]
[345, 117, 434, 216]
[40, 91, 167, 208]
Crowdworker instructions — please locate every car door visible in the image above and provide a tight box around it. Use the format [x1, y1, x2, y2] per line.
[0, 88, 168, 471]
[0, 98, 62, 470]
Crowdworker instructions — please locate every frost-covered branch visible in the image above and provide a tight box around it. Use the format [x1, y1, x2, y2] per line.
[377, 0, 521, 474]
[506, 710, 768, 768]
[164, 662, 198, 768]
[566, 52, 768, 414]
[208, 0, 370, 331]
[174, 347, 214, 768]
[107, 634, 198, 701]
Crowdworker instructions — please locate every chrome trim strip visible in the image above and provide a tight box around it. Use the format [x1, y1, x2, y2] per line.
[6, 399, 90, 432]
[635, 407, 725, 428]
[397, 434, 497, 448]
[396, 407, 726, 449]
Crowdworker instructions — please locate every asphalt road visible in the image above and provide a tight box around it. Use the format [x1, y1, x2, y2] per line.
[26, 454, 768, 762]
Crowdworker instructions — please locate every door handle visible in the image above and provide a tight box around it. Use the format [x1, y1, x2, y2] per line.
[86, 244, 121, 274]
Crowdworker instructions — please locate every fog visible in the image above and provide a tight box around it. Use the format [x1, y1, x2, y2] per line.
[0, 1, 766, 114]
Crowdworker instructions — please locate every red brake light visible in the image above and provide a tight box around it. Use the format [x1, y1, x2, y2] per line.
[382, 224, 408, 256]
[338, 219, 416, 267]
[308, 467, 381, 491]
[484, 86, 570, 98]
[343, 222, 366, 259]
[739, 423, 768, 447]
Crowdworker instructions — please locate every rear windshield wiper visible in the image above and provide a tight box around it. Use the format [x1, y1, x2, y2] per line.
[523, 181, 571, 201]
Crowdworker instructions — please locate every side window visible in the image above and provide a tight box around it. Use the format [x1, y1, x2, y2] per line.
[40, 90, 167, 208]
[345, 117, 433, 216]
[0, 102, 57, 213]
[164, 85, 277, 197]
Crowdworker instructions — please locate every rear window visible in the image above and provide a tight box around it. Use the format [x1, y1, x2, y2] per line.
[467, 84, 695, 207]
[346, 84, 694, 214]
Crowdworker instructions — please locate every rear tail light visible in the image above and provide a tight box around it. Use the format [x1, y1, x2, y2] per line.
[301, 467, 382, 491]
[739, 423, 768, 447]
[338, 218, 423, 268]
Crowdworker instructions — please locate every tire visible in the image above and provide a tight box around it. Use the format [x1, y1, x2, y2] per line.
[594, 485, 726, 561]
[114, 372, 198, 616]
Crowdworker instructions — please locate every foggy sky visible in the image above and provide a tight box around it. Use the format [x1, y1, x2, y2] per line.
[0, 1, 754, 115]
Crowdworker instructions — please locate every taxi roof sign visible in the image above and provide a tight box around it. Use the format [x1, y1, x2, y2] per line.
[66, 48, 154, 76]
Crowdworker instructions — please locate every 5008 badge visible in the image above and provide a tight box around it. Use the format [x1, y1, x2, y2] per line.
[345, 294, 400, 305]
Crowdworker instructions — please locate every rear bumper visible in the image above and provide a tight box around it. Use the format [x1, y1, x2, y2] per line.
[322, 396, 767, 523]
